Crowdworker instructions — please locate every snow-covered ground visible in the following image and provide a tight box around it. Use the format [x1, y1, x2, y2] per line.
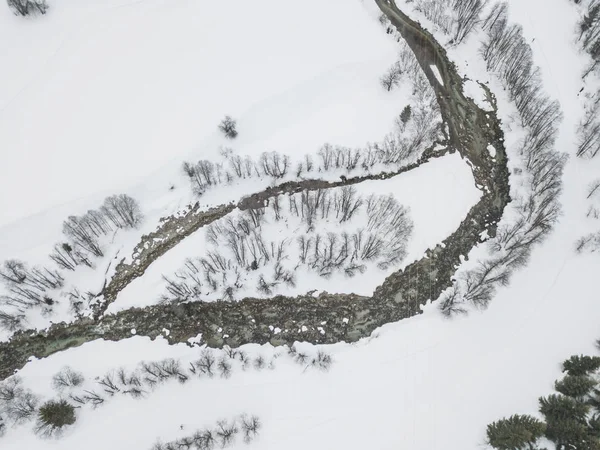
[0, 0, 410, 228]
[2, 0, 600, 449]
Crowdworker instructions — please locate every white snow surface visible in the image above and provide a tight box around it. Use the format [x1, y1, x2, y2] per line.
[0, 0, 408, 227]
[2, 0, 600, 449]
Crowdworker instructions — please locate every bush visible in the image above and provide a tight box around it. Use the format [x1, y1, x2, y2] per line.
[5, 391, 38, 423]
[219, 116, 238, 139]
[36, 400, 76, 436]
[554, 374, 596, 399]
[486, 414, 546, 450]
[7, 0, 48, 16]
[52, 367, 84, 391]
[562, 355, 600, 376]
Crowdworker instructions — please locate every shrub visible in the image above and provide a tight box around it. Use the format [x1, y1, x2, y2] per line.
[486, 414, 545, 450]
[7, 0, 48, 16]
[219, 116, 238, 139]
[554, 374, 596, 399]
[5, 391, 38, 423]
[562, 355, 600, 376]
[36, 400, 76, 436]
[52, 367, 84, 391]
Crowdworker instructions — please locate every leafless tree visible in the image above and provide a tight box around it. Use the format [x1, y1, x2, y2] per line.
[52, 367, 84, 391]
[0, 309, 23, 331]
[101, 194, 143, 228]
[5, 391, 38, 423]
[219, 116, 238, 139]
[451, 0, 489, 45]
[7, 0, 48, 16]
[259, 152, 290, 178]
[240, 415, 261, 443]
[380, 63, 403, 91]
[194, 350, 216, 378]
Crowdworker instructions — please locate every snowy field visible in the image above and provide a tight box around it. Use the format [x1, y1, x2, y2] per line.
[0, 0, 410, 228]
[2, 0, 600, 449]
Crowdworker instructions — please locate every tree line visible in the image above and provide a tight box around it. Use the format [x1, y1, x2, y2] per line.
[440, 1, 565, 315]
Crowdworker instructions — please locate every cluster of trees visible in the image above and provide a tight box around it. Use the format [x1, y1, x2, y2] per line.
[0, 194, 143, 333]
[440, 2, 565, 315]
[578, 0, 600, 78]
[409, 0, 489, 45]
[162, 187, 412, 303]
[486, 349, 600, 449]
[7, 0, 48, 16]
[152, 415, 261, 450]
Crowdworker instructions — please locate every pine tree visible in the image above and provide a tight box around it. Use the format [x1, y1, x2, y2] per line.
[555, 374, 596, 399]
[486, 414, 546, 450]
[539, 394, 600, 449]
[562, 355, 600, 376]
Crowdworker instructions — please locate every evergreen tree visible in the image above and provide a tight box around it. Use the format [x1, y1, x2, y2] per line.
[555, 374, 596, 399]
[539, 394, 599, 449]
[35, 399, 76, 437]
[589, 414, 600, 439]
[540, 394, 589, 423]
[562, 355, 600, 376]
[486, 414, 545, 450]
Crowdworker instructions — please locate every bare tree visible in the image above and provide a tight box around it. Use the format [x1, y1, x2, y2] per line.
[7, 0, 48, 16]
[101, 194, 143, 228]
[240, 415, 261, 443]
[219, 116, 238, 139]
[52, 367, 84, 391]
[451, 0, 489, 45]
[380, 63, 403, 91]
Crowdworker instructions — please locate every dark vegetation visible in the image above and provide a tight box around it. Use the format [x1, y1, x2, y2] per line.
[218, 116, 238, 139]
[486, 344, 600, 450]
[35, 400, 76, 437]
[7, 0, 47, 16]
